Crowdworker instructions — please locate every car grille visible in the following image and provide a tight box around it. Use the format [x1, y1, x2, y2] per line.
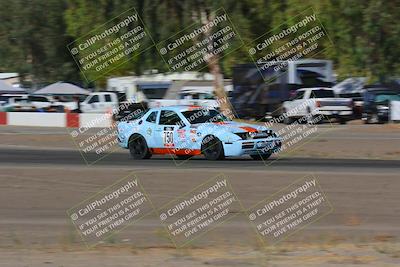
[319, 101, 349, 107]
[242, 142, 254, 149]
[235, 131, 276, 140]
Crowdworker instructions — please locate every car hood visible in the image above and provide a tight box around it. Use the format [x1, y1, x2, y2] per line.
[192, 121, 267, 134]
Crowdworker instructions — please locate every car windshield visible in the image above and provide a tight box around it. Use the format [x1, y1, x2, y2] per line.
[13, 98, 26, 103]
[311, 89, 335, 98]
[375, 94, 400, 102]
[182, 109, 230, 124]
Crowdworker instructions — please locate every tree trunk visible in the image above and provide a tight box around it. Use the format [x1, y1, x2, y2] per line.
[206, 55, 232, 118]
[198, 10, 233, 118]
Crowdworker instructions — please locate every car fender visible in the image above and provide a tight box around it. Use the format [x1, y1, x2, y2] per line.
[197, 125, 241, 144]
[117, 121, 142, 148]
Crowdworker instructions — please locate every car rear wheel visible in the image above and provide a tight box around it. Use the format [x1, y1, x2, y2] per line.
[129, 135, 152, 159]
[202, 135, 225, 160]
[306, 107, 316, 124]
[363, 113, 370, 124]
[372, 114, 383, 124]
[339, 117, 347, 124]
[283, 109, 293, 124]
[250, 153, 272, 160]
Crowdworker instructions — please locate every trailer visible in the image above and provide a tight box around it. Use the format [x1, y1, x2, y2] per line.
[231, 59, 334, 119]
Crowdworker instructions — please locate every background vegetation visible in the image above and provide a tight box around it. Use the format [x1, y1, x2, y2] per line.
[0, 0, 399, 88]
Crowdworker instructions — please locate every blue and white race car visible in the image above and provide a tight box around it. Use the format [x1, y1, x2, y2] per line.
[117, 106, 281, 160]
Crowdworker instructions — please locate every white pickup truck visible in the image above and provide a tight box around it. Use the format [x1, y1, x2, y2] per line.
[282, 87, 353, 124]
[80, 92, 119, 113]
[80, 92, 147, 121]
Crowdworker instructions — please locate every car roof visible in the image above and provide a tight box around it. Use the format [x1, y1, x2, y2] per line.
[150, 105, 213, 113]
[96, 92, 114, 95]
[365, 88, 395, 93]
[1, 94, 27, 97]
[298, 87, 332, 91]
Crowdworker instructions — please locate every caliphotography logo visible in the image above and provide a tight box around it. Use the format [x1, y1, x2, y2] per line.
[67, 7, 155, 82]
[67, 174, 155, 247]
[247, 174, 333, 245]
[156, 174, 244, 248]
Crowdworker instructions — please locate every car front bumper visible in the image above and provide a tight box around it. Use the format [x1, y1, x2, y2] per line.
[223, 137, 282, 157]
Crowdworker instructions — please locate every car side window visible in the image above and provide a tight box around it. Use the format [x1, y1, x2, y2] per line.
[28, 96, 48, 102]
[159, 110, 184, 126]
[105, 94, 112, 102]
[146, 111, 158, 123]
[88, 95, 99, 104]
[295, 91, 305, 99]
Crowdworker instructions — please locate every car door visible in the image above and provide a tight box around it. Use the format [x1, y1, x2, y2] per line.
[96, 94, 108, 112]
[286, 90, 306, 116]
[84, 95, 101, 113]
[297, 90, 309, 116]
[142, 110, 159, 148]
[104, 93, 118, 112]
[154, 110, 187, 150]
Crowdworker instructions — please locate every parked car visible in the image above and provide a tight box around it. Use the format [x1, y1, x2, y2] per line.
[27, 95, 53, 110]
[362, 88, 400, 124]
[0, 96, 36, 112]
[1, 94, 23, 106]
[80, 92, 145, 120]
[282, 87, 353, 124]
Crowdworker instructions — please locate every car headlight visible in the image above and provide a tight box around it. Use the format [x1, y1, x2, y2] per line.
[263, 130, 276, 137]
[235, 132, 249, 140]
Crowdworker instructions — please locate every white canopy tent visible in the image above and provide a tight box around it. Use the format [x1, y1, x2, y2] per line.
[0, 80, 26, 94]
[33, 82, 90, 95]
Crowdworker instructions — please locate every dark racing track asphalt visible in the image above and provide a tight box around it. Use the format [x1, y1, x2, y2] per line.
[0, 147, 399, 171]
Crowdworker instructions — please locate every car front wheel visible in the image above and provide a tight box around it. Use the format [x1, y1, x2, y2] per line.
[202, 135, 225, 160]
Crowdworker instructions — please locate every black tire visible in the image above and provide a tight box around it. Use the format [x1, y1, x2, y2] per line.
[306, 107, 316, 124]
[250, 153, 272, 160]
[128, 135, 152, 159]
[201, 135, 225, 160]
[284, 116, 293, 125]
[363, 113, 370, 124]
[369, 113, 382, 124]
[283, 114, 294, 125]
[374, 114, 384, 124]
[283, 110, 293, 125]
[339, 117, 347, 124]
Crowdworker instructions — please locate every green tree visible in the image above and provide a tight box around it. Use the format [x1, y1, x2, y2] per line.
[0, 0, 80, 88]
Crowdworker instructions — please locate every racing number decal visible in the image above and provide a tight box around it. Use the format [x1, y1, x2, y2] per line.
[164, 131, 173, 144]
[163, 127, 174, 147]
